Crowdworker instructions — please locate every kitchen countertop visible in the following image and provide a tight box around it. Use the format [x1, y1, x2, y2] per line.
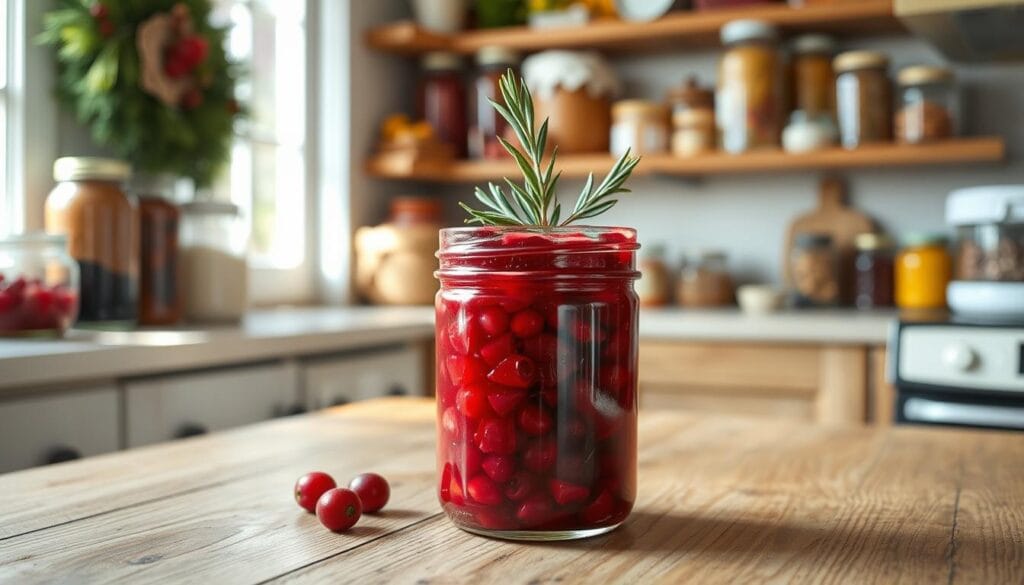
[0, 306, 895, 392]
[0, 398, 1019, 584]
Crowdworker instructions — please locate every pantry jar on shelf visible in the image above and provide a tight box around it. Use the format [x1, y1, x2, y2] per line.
[895, 233, 952, 310]
[834, 50, 892, 149]
[716, 19, 784, 154]
[610, 100, 670, 156]
[668, 77, 715, 156]
[418, 52, 469, 158]
[470, 47, 521, 160]
[895, 65, 959, 144]
[179, 201, 249, 323]
[790, 233, 839, 307]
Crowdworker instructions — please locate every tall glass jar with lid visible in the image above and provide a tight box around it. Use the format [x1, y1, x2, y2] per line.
[895, 65, 959, 144]
[834, 51, 891, 149]
[0, 234, 80, 336]
[419, 52, 468, 158]
[716, 19, 783, 153]
[45, 157, 138, 326]
[180, 201, 249, 323]
[471, 47, 520, 160]
[133, 175, 182, 326]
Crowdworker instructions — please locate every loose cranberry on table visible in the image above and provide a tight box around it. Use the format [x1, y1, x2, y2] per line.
[316, 488, 362, 532]
[348, 473, 390, 513]
[294, 471, 336, 513]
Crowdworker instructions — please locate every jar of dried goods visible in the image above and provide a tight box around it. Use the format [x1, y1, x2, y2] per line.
[790, 233, 839, 307]
[471, 47, 521, 160]
[790, 34, 836, 118]
[0, 234, 80, 336]
[134, 176, 182, 326]
[610, 100, 670, 156]
[853, 232, 895, 309]
[636, 244, 671, 307]
[677, 251, 735, 307]
[716, 20, 784, 153]
[895, 233, 951, 310]
[435, 227, 639, 540]
[418, 52, 469, 158]
[180, 201, 249, 323]
[835, 50, 891, 148]
[668, 77, 715, 156]
[522, 51, 620, 153]
[45, 157, 138, 326]
[895, 65, 958, 144]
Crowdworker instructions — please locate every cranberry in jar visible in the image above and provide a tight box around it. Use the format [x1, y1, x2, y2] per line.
[418, 52, 468, 158]
[435, 227, 639, 540]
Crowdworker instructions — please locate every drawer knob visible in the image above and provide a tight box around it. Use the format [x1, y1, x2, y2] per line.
[45, 446, 82, 465]
[942, 343, 978, 372]
[387, 385, 408, 397]
[175, 422, 208, 439]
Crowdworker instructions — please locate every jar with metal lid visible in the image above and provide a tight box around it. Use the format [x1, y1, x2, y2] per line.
[134, 176, 182, 326]
[716, 20, 784, 153]
[790, 233, 839, 307]
[611, 100, 670, 156]
[0, 234, 80, 336]
[896, 233, 951, 310]
[45, 157, 138, 326]
[834, 51, 891, 149]
[418, 52, 468, 158]
[470, 47, 520, 160]
[790, 34, 836, 118]
[668, 77, 715, 156]
[853, 232, 895, 309]
[677, 251, 735, 307]
[180, 201, 249, 323]
[895, 65, 958, 144]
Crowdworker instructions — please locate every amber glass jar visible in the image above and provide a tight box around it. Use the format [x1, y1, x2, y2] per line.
[668, 77, 715, 156]
[470, 47, 520, 160]
[790, 233, 839, 307]
[835, 51, 891, 149]
[896, 233, 951, 310]
[418, 52, 468, 158]
[45, 157, 138, 326]
[853, 233, 894, 309]
[716, 20, 783, 153]
[895, 65, 958, 144]
[790, 34, 836, 118]
[137, 187, 181, 327]
[435, 227, 639, 540]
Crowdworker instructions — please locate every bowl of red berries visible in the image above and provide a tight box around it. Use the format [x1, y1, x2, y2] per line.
[0, 233, 80, 336]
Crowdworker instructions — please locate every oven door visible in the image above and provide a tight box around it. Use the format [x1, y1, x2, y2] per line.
[897, 388, 1024, 431]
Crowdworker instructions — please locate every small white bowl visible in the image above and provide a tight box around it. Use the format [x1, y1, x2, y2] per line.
[737, 285, 783, 315]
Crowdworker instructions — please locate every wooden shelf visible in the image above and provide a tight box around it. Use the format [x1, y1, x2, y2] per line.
[366, 1, 902, 56]
[365, 137, 1006, 183]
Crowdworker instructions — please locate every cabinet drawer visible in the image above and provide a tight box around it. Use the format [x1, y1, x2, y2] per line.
[125, 362, 300, 448]
[0, 386, 120, 473]
[304, 345, 424, 409]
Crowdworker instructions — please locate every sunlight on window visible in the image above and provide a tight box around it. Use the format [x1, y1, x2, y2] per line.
[1, 0, 9, 236]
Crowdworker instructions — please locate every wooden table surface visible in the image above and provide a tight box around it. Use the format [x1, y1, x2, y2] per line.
[0, 398, 1021, 584]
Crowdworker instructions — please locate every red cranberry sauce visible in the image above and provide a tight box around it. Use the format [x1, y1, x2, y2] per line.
[436, 227, 639, 532]
[0, 275, 79, 335]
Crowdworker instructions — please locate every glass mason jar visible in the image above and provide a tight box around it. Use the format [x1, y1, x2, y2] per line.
[790, 232, 839, 307]
[418, 52, 468, 159]
[853, 232, 895, 309]
[180, 201, 249, 323]
[470, 47, 520, 160]
[896, 233, 952, 310]
[134, 176, 182, 326]
[716, 19, 783, 154]
[435, 227, 639, 540]
[0, 233, 80, 336]
[834, 51, 891, 149]
[895, 65, 959, 145]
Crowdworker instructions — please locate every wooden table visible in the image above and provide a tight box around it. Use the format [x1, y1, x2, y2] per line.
[1, 398, 1021, 584]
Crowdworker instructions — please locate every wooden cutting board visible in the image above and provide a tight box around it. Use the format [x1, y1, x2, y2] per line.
[783, 177, 875, 295]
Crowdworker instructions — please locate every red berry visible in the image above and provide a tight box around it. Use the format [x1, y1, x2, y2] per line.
[522, 438, 557, 473]
[517, 405, 553, 436]
[475, 417, 516, 455]
[98, 19, 115, 38]
[487, 354, 536, 389]
[294, 472, 336, 513]
[456, 384, 491, 419]
[178, 35, 209, 67]
[479, 334, 514, 367]
[516, 496, 555, 527]
[446, 354, 487, 386]
[348, 472, 390, 513]
[504, 471, 536, 502]
[448, 318, 485, 355]
[481, 454, 515, 483]
[441, 406, 462, 441]
[467, 475, 503, 506]
[439, 462, 454, 503]
[181, 88, 204, 110]
[164, 56, 188, 79]
[486, 386, 526, 417]
[580, 490, 615, 524]
[316, 488, 362, 532]
[510, 309, 544, 338]
[477, 306, 509, 336]
[90, 3, 108, 20]
[550, 479, 590, 506]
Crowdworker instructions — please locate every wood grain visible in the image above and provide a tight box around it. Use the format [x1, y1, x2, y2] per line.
[870, 346, 896, 425]
[366, 1, 902, 55]
[0, 398, 1021, 585]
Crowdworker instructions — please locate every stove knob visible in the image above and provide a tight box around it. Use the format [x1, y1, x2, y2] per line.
[942, 343, 978, 372]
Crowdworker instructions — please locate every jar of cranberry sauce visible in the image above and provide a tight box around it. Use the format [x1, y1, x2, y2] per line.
[435, 226, 639, 540]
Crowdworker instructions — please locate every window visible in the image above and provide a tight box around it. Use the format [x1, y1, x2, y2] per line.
[214, 0, 313, 303]
[1, 0, 10, 236]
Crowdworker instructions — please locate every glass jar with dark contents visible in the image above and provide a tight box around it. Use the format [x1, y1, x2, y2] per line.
[790, 232, 839, 307]
[471, 47, 520, 160]
[45, 157, 138, 326]
[853, 233, 895, 309]
[418, 51, 468, 159]
[135, 176, 182, 326]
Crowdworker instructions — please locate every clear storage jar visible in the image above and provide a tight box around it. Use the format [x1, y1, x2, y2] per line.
[180, 201, 249, 323]
[716, 20, 783, 153]
[835, 51, 891, 149]
[895, 65, 959, 145]
[435, 227, 639, 540]
[947, 185, 1024, 282]
[0, 234, 80, 336]
[790, 233, 839, 307]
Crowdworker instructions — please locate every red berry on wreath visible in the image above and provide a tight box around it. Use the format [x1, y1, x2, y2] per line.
[178, 36, 209, 68]
[181, 88, 204, 110]
[164, 55, 188, 79]
[316, 488, 362, 532]
[90, 3, 108, 20]
[98, 19, 115, 38]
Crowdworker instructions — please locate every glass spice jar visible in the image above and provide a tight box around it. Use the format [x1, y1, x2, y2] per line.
[790, 34, 836, 118]
[0, 234, 80, 336]
[470, 47, 520, 160]
[790, 233, 839, 307]
[896, 233, 952, 310]
[418, 52, 468, 159]
[853, 232, 895, 309]
[895, 65, 959, 145]
[435, 226, 639, 540]
[610, 100, 670, 156]
[716, 19, 784, 153]
[136, 178, 182, 327]
[668, 77, 715, 157]
[45, 157, 138, 326]
[835, 51, 892, 149]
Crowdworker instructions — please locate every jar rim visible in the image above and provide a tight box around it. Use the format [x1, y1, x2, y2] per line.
[0, 232, 67, 247]
[439, 225, 639, 250]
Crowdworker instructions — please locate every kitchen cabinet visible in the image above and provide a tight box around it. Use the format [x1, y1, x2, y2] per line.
[303, 344, 424, 409]
[639, 340, 876, 425]
[0, 385, 120, 473]
[124, 362, 301, 447]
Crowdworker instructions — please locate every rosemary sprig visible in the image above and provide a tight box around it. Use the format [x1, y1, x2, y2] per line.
[460, 71, 640, 227]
